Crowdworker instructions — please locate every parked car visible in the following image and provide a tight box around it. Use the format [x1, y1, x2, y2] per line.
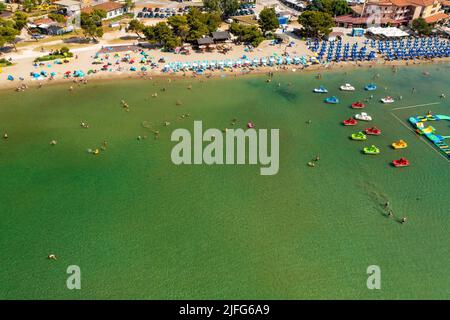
[31, 34, 45, 40]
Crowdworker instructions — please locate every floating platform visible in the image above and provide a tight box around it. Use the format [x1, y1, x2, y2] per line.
[409, 114, 450, 158]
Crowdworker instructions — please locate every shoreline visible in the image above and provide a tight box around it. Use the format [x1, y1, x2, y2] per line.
[2, 57, 450, 92]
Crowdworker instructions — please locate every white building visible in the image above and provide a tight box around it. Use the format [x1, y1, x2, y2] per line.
[54, 0, 82, 16]
[81, 1, 127, 20]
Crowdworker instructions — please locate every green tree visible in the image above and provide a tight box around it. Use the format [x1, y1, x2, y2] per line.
[80, 9, 106, 42]
[0, 3, 6, 14]
[13, 11, 28, 31]
[167, 9, 220, 42]
[412, 18, 432, 35]
[22, 0, 37, 13]
[48, 13, 66, 23]
[185, 7, 210, 41]
[59, 46, 70, 55]
[203, 0, 220, 13]
[124, 0, 135, 11]
[298, 11, 334, 38]
[229, 22, 264, 47]
[258, 7, 279, 34]
[144, 22, 181, 51]
[127, 19, 145, 38]
[201, 11, 221, 34]
[167, 14, 189, 40]
[203, 0, 239, 19]
[306, 0, 350, 16]
[331, 0, 351, 16]
[0, 19, 20, 50]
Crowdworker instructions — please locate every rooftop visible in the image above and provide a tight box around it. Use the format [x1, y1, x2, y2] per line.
[33, 18, 55, 25]
[212, 31, 231, 41]
[367, 0, 438, 5]
[82, 1, 124, 14]
[424, 12, 449, 23]
[197, 37, 214, 45]
[54, 0, 82, 7]
[335, 14, 408, 25]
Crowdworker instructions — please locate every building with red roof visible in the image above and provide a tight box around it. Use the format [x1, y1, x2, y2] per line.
[335, 0, 449, 27]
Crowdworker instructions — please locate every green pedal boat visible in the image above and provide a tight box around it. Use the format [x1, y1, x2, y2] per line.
[351, 132, 367, 141]
[363, 145, 380, 155]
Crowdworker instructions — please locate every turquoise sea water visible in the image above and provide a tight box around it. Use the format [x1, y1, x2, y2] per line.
[0, 64, 449, 299]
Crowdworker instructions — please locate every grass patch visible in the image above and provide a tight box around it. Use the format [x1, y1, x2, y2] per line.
[16, 32, 82, 48]
[103, 13, 134, 25]
[34, 53, 73, 62]
[0, 58, 13, 67]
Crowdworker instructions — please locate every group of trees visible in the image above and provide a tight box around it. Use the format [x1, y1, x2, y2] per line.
[306, 0, 351, 17]
[229, 22, 264, 47]
[412, 17, 432, 35]
[22, 0, 38, 13]
[203, 0, 240, 19]
[127, 6, 280, 50]
[296, 0, 348, 38]
[298, 11, 334, 38]
[127, 8, 221, 50]
[80, 9, 106, 42]
[0, 12, 28, 50]
[258, 7, 279, 35]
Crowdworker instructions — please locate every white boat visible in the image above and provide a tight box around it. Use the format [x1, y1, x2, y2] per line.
[313, 86, 328, 93]
[355, 112, 372, 121]
[340, 83, 355, 91]
[381, 96, 395, 104]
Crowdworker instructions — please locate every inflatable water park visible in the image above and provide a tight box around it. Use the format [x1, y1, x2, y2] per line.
[409, 114, 450, 158]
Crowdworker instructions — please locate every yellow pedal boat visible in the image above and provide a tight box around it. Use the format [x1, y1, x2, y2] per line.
[392, 140, 407, 149]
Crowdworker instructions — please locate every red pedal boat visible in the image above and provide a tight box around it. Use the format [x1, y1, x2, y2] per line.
[343, 118, 358, 126]
[365, 127, 381, 135]
[351, 102, 365, 109]
[392, 157, 410, 167]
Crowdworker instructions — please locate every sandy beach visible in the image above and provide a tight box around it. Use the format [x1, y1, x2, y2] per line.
[2, 32, 450, 91]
